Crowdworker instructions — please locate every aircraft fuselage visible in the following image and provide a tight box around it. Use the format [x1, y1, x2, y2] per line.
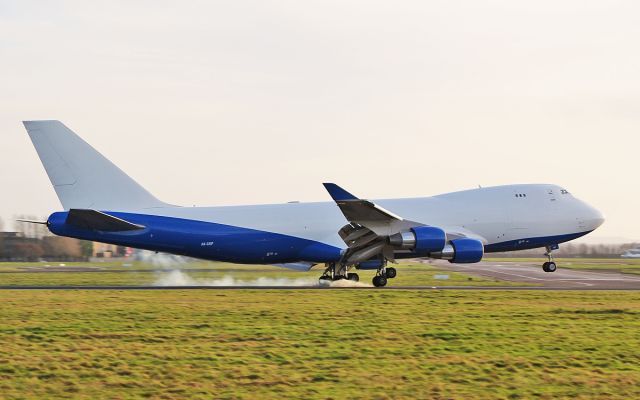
[47, 183, 604, 264]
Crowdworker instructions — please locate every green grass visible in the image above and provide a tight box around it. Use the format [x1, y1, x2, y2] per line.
[0, 290, 639, 399]
[0, 262, 520, 287]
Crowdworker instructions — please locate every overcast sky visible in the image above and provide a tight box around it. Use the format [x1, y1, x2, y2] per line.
[1, 0, 638, 241]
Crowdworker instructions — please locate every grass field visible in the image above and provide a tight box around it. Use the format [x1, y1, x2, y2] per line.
[0, 261, 520, 287]
[0, 289, 639, 399]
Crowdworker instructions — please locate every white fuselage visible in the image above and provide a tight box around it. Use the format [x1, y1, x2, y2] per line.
[135, 183, 604, 250]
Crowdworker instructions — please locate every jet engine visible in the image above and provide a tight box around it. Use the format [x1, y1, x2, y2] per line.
[430, 238, 484, 263]
[388, 226, 446, 254]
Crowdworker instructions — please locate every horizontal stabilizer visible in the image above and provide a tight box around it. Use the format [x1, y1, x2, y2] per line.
[66, 209, 145, 231]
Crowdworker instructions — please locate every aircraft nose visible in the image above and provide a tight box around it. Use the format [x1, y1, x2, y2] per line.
[583, 203, 605, 231]
[591, 211, 605, 230]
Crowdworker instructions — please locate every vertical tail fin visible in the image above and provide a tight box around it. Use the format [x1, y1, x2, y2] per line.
[23, 120, 169, 211]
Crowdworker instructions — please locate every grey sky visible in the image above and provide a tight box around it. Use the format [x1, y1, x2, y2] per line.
[1, 0, 638, 241]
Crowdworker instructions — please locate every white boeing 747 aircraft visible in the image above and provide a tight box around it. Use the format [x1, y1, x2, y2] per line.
[21, 121, 605, 287]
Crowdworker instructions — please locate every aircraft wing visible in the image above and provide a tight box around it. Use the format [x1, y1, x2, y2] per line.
[323, 183, 424, 263]
[323, 183, 420, 237]
[323, 183, 487, 265]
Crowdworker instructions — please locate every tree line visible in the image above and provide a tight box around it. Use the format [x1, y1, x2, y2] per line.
[0, 215, 93, 261]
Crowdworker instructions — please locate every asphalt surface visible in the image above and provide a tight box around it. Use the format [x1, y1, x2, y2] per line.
[1, 261, 639, 290]
[440, 261, 640, 290]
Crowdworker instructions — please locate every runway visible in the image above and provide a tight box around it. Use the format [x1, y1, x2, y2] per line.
[1, 261, 639, 290]
[439, 260, 640, 290]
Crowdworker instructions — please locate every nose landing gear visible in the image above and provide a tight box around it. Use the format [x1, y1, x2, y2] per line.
[542, 261, 557, 272]
[542, 245, 558, 272]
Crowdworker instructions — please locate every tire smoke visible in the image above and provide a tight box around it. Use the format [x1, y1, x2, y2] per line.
[154, 270, 372, 287]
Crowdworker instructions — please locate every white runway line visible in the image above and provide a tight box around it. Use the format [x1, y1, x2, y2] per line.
[448, 262, 640, 289]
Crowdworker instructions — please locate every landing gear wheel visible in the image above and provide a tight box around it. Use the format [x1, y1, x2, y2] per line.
[543, 245, 558, 273]
[385, 267, 397, 279]
[333, 275, 346, 281]
[547, 262, 557, 272]
[372, 275, 388, 287]
[347, 273, 359, 282]
[318, 275, 332, 286]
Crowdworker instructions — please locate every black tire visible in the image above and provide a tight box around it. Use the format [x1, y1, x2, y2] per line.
[542, 262, 550, 272]
[347, 273, 359, 282]
[373, 275, 388, 287]
[333, 275, 346, 281]
[319, 275, 331, 281]
[385, 267, 397, 279]
[547, 262, 557, 272]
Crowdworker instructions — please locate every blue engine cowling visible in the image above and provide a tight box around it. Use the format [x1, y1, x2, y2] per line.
[412, 226, 446, 253]
[449, 238, 484, 263]
[388, 226, 446, 254]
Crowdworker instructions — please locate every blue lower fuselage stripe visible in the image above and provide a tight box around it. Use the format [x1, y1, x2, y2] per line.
[483, 230, 592, 253]
[47, 211, 343, 264]
[47, 211, 593, 264]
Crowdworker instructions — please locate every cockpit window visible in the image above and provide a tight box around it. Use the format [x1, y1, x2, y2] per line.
[560, 189, 569, 194]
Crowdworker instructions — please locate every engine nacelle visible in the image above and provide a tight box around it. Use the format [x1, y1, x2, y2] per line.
[388, 226, 446, 254]
[431, 238, 484, 263]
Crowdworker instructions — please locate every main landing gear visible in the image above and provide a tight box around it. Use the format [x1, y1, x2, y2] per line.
[542, 245, 557, 273]
[319, 263, 360, 283]
[320, 263, 397, 287]
[372, 266, 397, 287]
